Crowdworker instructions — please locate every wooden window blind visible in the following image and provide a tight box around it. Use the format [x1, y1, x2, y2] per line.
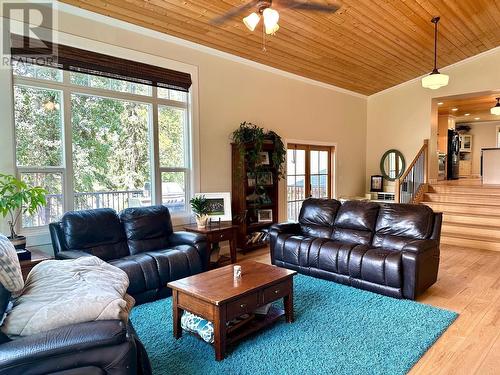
[10, 34, 192, 92]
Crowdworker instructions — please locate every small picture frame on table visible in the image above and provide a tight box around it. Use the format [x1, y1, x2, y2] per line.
[194, 192, 232, 221]
[370, 175, 384, 192]
[257, 209, 273, 223]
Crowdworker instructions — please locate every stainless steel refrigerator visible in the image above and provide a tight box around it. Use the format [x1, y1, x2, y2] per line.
[447, 129, 460, 180]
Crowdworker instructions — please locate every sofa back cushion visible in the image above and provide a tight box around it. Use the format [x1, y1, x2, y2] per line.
[120, 205, 173, 254]
[332, 201, 380, 245]
[299, 198, 340, 238]
[372, 204, 435, 250]
[61, 208, 129, 261]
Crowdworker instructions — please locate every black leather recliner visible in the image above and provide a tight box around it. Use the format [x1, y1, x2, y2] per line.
[49, 205, 208, 304]
[269, 199, 442, 300]
[0, 282, 152, 375]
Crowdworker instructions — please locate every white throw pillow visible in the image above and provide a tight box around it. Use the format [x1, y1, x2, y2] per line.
[0, 234, 24, 293]
[1, 255, 133, 337]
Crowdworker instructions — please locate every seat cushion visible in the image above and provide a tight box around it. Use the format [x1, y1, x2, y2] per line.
[120, 206, 173, 255]
[273, 233, 359, 275]
[332, 201, 380, 245]
[61, 209, 129, 261]
[109, 253, 160, 296]
[145, 246, 203, 287]
[298, 198, 341, 238]
[373, 204, 435, 250]
[348, 247, 402, 288]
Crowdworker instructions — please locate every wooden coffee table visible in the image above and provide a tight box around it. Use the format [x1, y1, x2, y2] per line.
[167, 260, 297, 361]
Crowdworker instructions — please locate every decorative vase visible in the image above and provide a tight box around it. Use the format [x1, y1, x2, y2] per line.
[195, 215, 209, 229]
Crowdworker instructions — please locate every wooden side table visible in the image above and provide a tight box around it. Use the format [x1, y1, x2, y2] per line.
[20, 248, 53, 280]
[184, 222, 238, 267]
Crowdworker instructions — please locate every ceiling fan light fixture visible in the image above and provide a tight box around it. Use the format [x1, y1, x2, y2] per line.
[243, 12, 260, 31]
[491, 97, 500, 115]
[265, 23, 279, 35]
[263, 7, 279, 30]
[422, 16, 449, 90]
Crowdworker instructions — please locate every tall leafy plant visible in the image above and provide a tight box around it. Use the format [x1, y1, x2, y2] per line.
[231, 122, 286, 180]
[0, 174, 47, 239]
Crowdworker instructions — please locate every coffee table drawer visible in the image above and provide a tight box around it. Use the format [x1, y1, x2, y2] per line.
[226, 293, 259, 320]
[263, 280, 291, 304]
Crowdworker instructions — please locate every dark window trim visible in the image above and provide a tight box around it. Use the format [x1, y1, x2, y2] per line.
[10, 34, 192, 92]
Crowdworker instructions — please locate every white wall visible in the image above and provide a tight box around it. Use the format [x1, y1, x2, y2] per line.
[0, 6, 367, 240]
[467, 121, 500, 176]
[366, 47, 500, 187]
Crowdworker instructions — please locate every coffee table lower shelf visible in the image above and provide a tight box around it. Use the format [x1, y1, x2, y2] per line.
[226, 306, 284, 345]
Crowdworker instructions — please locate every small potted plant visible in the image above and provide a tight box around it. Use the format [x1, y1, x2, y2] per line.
[0, 174, 47, 249]
[190, 195, 210, 229]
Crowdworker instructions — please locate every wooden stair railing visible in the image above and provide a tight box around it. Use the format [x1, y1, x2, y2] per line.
[395, 139, 429, 203]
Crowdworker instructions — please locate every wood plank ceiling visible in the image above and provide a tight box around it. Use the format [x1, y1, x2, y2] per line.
[59, 0, 500, 95]
[438, 93, 500, 123]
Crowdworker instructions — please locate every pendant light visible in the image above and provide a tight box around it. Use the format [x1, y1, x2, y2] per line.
[491, 97, 500, 115]
[422, 17, 449, 90]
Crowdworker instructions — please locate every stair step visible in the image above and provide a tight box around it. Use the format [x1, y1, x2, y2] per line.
[443, 212, 500, 227]
[423, 193, 500, 205]
[442, 223, 500, 241]
[423, 201, 500, 216]
[441, 234, 500, 252]
[430, 185, 500, 195]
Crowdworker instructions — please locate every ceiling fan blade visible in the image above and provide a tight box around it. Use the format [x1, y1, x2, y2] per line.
[276, 0, 340, 12]
[210, 1, 260, 25]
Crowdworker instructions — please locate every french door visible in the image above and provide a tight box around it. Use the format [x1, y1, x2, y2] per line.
[286, 144, 334, 221]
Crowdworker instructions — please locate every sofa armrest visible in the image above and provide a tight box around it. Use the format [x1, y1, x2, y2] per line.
[402, 239, 438, 254]
[55, 250, 93, 260]
[269, 222, 301, 265]
[168, 231, 209, 270]
[269, 222, 301, 235]
[0, 320, 132, 374]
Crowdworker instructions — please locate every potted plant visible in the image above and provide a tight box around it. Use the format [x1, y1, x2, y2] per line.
[0, 174, 47, 249]
[190, 195, 210, 229]
[231, 122, 286, 181]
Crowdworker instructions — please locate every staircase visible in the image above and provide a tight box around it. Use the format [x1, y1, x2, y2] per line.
[422, 181, 500, 252]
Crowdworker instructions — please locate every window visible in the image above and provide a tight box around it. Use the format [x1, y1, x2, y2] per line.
[286, 144, 334, 221]
[12, 61, 192, 229]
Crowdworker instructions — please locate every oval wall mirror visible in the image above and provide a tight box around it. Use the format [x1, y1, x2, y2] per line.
[380, 149, 406, 181]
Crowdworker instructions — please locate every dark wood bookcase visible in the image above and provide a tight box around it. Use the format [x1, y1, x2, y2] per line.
[231, 142, 279, 252]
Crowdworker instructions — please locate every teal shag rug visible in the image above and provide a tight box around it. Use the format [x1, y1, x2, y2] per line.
[130, 275, 457, 375]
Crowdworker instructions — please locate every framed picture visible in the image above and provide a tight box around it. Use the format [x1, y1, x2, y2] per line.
[370, 175, 384, 192]
[247, 173, 256, 187]
[258, 152, 270, 165]
[194, 192, 232, 221]
[257, 172, 273, 186]
[257, 209, 273, 223]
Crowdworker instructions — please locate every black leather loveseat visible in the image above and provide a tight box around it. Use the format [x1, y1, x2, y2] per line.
[50, 205, 208, 304]
[0, 282, 151, 375]
[269, 199, 442, 300]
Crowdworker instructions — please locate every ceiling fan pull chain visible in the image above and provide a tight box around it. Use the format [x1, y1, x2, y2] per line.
[262, 22, 267, 52]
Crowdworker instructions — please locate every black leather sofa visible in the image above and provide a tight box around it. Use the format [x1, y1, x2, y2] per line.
[50, 205, 208, 304]
[0, 282, 151, 375]
[269, 199, 442, 300]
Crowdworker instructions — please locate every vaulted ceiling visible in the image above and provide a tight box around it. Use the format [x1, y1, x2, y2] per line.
[60, 0, 500, 95]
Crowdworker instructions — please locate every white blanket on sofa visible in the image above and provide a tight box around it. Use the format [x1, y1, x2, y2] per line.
[1, 256, 134, 337]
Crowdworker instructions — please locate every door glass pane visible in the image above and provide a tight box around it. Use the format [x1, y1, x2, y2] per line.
[159, 106, 186, 168]
[14, 85, 63, 167]
[286, 148, 307, 221]
[319, 151, 328, 173]
[161, 172, 186, 213]
[21, 172, 63, 228]
[310, 150, 319, 174]
[71, 93, 152, 211]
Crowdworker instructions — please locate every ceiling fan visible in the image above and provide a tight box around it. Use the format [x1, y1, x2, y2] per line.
[212, 0, 340, 35]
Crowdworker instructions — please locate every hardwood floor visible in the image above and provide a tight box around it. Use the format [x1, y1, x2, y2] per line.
[224, 244, 500, 374]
